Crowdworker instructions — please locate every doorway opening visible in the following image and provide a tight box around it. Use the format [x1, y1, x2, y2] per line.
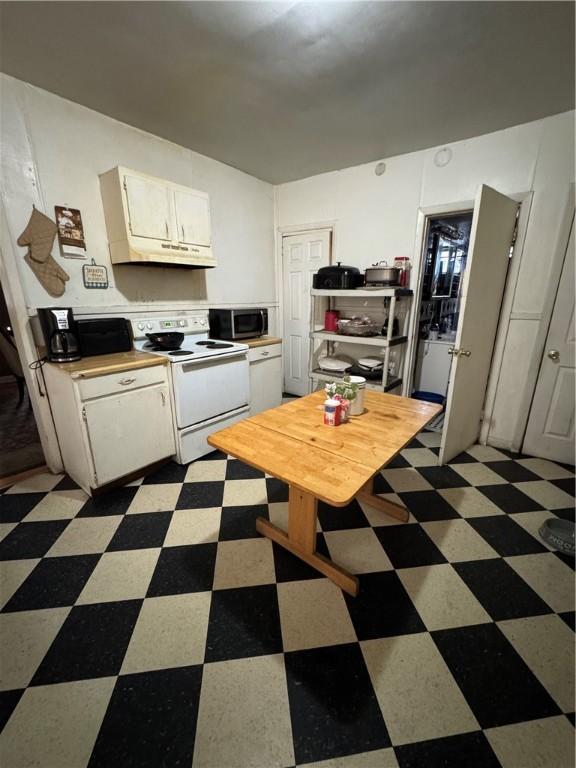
[408, 185, 519, 465]
[0, 281, 45, 479]
[411, 210, 474, 433]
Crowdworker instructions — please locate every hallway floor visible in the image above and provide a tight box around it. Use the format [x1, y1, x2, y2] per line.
[0, 433, 574, 768]
[0, 381, 43, 478]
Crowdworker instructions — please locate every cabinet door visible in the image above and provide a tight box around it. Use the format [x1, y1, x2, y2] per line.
[174, 188, 211, 246]
[83, 384, 175, 486]
[124, 174, 173, 241]
[250, 357, 283, 415]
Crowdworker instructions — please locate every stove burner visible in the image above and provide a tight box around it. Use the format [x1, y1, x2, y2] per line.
[195, 341, 234, 349]
[168, 350, 193, 356]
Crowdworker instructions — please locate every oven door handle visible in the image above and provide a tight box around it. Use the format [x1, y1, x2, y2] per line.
[178, 350, 247, 371]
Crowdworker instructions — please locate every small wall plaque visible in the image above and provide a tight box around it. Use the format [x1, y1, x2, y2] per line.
[82, 258, 109, 289]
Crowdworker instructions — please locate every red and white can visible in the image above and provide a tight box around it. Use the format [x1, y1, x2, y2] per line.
[323, 398, 342, 426]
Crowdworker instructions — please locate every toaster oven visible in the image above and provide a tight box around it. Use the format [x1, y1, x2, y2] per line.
[76, 318, 132, 357]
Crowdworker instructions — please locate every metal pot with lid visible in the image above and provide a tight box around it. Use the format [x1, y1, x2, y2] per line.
[364, 261, 400, 286]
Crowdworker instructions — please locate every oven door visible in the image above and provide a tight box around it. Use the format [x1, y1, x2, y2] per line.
[172, 351, 249, 429]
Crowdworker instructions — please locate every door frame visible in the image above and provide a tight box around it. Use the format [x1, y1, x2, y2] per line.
[276, 220, 336, 394]
[405, 200, 475, 398]
[406, 191, 532, 443]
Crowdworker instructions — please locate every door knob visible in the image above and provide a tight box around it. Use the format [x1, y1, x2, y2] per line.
[548, 349, 560, 361]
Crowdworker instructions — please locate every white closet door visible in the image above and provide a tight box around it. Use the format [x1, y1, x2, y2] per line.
[282, 229, 331, 396]
[523, 220, 575, 464]
[124, 174, 173, 241]
[174, 189, 211, 246]
[439, 185, 518, 464]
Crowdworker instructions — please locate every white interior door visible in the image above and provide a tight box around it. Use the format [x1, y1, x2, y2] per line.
[124, 174, 173, 241]
[282, 229, 331, 395]
[439, 185, 518, 464]
[174, 189, 211, 246]
[523, 221, 575, 464]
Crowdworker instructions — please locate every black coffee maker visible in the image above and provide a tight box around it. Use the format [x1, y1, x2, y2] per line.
[37, 307, 81, 363]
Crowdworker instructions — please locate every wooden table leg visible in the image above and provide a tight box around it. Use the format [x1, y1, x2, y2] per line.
[356, 478, 410, 523]
[256, 485, 359, 597]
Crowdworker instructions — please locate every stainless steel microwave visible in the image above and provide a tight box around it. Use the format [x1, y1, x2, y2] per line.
[208, 308, 268, 340]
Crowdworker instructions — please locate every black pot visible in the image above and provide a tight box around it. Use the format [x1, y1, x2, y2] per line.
[146, 332, 184, 350]
[312, 262, 363, 290]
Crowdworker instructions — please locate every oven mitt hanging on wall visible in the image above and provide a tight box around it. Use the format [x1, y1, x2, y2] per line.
[17, 207, 70, 298]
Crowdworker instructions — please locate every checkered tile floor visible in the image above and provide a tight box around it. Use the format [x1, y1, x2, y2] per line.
[0, 433, 574, 768]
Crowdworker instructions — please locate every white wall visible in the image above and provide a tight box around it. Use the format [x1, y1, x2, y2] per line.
[0, 74, 276, 312]
[276, 111, 575, 449]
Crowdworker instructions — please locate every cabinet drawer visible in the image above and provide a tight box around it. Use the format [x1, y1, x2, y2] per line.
[77, 364, 167, 401]
[248, 343, 282, 363]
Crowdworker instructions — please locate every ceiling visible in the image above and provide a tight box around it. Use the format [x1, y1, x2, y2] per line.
[0, 1, 574, 183]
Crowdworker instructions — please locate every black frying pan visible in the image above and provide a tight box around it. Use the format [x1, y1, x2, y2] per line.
[146, 332, 184, 351]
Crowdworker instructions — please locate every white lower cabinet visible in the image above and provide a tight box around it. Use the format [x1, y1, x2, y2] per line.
[82, 385, 174, 486]
[44, 362, 175, 494]
[248, 343, 282, 415]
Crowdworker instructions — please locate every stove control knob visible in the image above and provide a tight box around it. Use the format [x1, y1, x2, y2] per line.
[179, 319, 186, 327]
[200, 318, 207, 326]
[137, 323, 145, 331]
[146, 322, 153, 330]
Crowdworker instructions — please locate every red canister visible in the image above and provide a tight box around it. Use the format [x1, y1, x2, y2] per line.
[324, 310, 340, 332]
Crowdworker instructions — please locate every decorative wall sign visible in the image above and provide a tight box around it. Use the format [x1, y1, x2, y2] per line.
[82, 258, 109, 289]
[55, 205, 87, 258]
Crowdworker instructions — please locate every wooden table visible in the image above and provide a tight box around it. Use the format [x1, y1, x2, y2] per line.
[208, 390, 441, 596]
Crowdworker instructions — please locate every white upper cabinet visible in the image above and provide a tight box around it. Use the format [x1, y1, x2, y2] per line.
[174, 188, 211, 247]
[100, 166, 215, 268]
[124, 174, 174, 241]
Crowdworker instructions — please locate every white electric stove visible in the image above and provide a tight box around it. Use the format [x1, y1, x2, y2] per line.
[131, 313, 249, 464]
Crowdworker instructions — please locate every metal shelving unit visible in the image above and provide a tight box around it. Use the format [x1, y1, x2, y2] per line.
[309, 286, 413, 395]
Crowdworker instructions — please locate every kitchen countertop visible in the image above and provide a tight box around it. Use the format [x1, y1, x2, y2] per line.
[50, 351, 168, 379]
[243, 336, 282, 348]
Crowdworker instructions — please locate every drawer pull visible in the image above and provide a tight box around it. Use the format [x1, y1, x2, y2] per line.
[260, 350, 270, 356]
[119, 377, 136, 386]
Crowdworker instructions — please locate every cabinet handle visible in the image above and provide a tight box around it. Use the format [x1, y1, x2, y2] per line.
[181, 225, 185, 241]
[161, 391, 166, 406]
[119, 377, 136, 385]
[165, 221, 169, 239]
[260, 350, 270, 356]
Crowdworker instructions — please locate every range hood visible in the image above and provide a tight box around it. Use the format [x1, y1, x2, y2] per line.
[99, 165, 217, 269]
